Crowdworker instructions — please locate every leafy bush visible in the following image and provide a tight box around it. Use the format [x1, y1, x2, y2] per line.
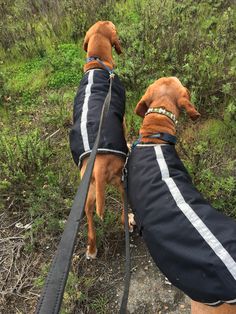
[0, 129, 51, 182]
[47, 44, 84, 88]
[180, 119, 235, 216]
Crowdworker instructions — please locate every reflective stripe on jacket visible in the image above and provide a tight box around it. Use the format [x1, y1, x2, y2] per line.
[127, 144, 236, 306]
[69, 69, 128, 167]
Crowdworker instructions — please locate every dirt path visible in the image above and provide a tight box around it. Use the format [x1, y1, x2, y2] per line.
[1, 215, 191, 313]
[72, 228, 191, 314]
[109, 232, 191, 314]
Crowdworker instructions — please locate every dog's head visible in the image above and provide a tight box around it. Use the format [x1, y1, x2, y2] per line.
[83, 21, 122, 55]
[134, 77, 200, 121]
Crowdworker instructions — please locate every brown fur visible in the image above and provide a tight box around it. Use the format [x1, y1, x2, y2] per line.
[80, 21, 131, 259]
[191, 301, 236, 314]
[83, 21, 122, 73]
[135, 77, 200, 145]
[81, 155, 125, 258]
[135, 77, 235, 314]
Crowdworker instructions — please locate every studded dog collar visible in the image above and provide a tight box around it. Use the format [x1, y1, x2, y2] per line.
[145, 107, 178, 125]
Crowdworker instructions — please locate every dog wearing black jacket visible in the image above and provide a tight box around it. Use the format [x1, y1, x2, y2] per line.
[127, 77, 236, 314]
[69, 21, 135, 259]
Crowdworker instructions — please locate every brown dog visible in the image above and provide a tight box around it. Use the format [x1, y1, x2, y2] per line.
[134, 76, 200, 131]
[129, 77, 236, 314]
[70, 21, 135, 260]
[83, 21, 122, 73]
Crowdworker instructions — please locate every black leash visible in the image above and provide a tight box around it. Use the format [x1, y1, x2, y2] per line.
[119, 163, 131, 314]
[36, 73, 114, 314]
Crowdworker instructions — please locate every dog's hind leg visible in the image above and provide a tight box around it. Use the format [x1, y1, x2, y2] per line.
[95, 171, 106, 221]
[85, 181, 98, 259]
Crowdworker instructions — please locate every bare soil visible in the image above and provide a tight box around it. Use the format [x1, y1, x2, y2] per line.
[0, 211, 191, 314]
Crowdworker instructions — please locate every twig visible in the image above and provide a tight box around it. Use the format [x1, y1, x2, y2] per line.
[45, 128, 60, 140]
[107, 196, 122, 206]
[131, 254, 148, 259]
[27, 291, 40, 297]
[0, 215, 27, 230]
[8, 199, 14, 209]
[0, 237, 24, 243]
[0, 212, 5, 218]
[2, 248, 14, 286]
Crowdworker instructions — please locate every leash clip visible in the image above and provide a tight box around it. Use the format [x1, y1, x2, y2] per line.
[109, 72, 115, 79]
[122, 154, 129, 190]
[122, 166, 127, 183]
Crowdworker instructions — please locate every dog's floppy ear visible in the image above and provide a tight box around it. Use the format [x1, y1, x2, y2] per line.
[114, 39, 122, 55]
[135, 87, 152, 117]
[134, 97, 149, 118]
[178, 90, 200, 121]
[111, 31, 122, 54]
[83, 33, 89, 52]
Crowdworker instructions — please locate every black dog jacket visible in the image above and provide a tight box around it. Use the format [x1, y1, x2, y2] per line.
[127, 144, 236, 306]
[69, 69, 128, 167]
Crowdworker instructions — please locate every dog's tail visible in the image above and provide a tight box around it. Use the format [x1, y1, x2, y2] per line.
[95, 175, 105, 220]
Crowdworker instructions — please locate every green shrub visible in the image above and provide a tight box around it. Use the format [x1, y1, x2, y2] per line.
[47, 44, 84, 88]
[0, 129, 51, 182]
[180, 119, 235, 216]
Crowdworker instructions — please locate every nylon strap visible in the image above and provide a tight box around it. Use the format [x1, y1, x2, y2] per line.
[36, 76, 113, 314]
[148, 132, 177, 144]
[119, 160, 131, 314]
[86, 56, 114, 74]
[133, 132, 177, 146]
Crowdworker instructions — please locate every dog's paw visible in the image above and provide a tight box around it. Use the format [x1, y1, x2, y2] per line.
[128, 213, 136, 233]
[86, 246, 98, 260]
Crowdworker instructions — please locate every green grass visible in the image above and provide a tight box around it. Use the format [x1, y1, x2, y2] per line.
[0, 0, 235, 258]
[0, 1, 236, 311]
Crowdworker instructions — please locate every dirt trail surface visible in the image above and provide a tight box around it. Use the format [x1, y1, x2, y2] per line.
[1, 214, 191, 313]
[73, 228, 191, 314]
[106, 232, 191, 314]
